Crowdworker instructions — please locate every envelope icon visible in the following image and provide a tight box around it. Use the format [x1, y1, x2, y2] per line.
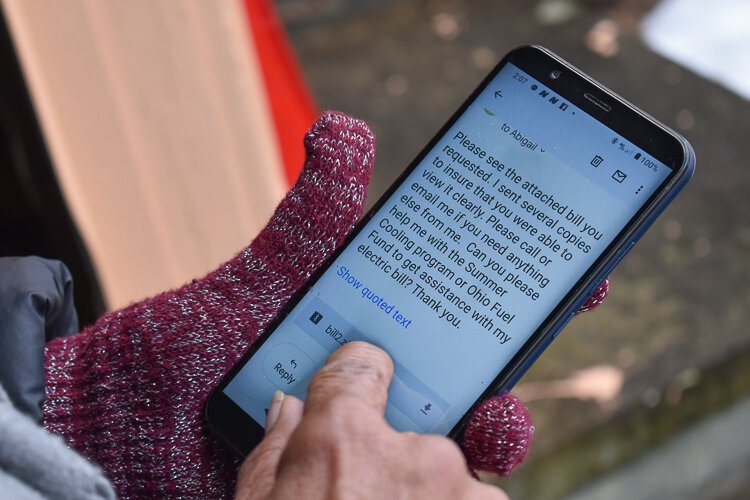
[612, 170, 627, 183]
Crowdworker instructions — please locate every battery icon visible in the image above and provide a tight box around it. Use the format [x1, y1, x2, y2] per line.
[634, 152, 642, 160]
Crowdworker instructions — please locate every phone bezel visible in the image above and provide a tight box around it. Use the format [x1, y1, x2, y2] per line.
[206, 45, 695, 456]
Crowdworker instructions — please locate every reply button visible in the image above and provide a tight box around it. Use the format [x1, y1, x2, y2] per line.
[262, 343, 317, 394]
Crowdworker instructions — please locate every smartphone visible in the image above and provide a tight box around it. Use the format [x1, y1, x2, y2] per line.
[206, 45, 695, 455]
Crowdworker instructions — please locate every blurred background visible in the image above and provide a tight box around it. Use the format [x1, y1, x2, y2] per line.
[1, 0, 749, 498]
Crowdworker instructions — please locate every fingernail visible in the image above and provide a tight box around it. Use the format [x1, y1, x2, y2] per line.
[266, 390, 285, 432]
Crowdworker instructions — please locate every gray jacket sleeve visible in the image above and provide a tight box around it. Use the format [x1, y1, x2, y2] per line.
[0, 256, 79, 421]
[0, 470, 45, 500]
[0, 257, 114, 497]
[0, 384, 116, 500]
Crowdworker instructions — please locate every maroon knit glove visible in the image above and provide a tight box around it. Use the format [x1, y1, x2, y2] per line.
[460, 278, 608, 478]
[43, 111, 607, 498]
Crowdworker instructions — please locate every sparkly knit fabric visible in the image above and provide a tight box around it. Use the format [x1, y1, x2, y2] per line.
[461, 279, 609, 478]
[462, 393, 533, 477]
[43, 111, 609, 498]
[44, 112, 375, 498]
[578, 278, 609, 315]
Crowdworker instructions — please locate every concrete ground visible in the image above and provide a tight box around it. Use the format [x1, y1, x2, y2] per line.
[567, 396, 750, 500]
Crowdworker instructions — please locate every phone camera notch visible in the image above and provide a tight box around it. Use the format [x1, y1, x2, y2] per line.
[550, 70, 562, 79]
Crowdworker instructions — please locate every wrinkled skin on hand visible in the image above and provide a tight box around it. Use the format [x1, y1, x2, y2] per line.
[43, 112, 608, 498]
[236, 342, 510, 500]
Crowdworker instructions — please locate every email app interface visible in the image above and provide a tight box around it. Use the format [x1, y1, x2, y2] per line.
[224, 63, 670, 435]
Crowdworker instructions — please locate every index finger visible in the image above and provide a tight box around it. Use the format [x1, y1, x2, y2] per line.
[304, 341, 394, 416]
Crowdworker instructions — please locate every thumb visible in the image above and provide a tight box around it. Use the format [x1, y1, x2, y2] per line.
[248, 111, 375, 284]
[235, 393, 304, 500]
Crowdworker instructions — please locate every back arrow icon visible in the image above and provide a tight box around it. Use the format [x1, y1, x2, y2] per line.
[495, 90, 503, 98]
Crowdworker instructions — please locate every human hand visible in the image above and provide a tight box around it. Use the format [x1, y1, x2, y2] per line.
[236, 341, 508, 500]
[44, 111, 606, 497]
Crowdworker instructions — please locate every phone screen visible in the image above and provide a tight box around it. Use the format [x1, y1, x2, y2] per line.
[223, 62, 671, 435]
